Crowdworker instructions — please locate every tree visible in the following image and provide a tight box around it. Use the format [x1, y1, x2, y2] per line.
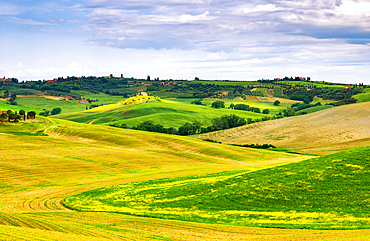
[211, 101, 225, 108]
[51, 107, 62, 115]
[6, 110, 12, 122]
[19, 110, 26, 121]
[274, 100, 280, 106]
[303, 97, 311, 104]
[0, 113, 7, 122]
[253, 108, 261, 113]
[3, 90, 9, 98]
[9, 113, 17, 122]
[262, 109, 270, 114]
[9, 94, 16, 102]
[229, 103, 234, 109]
[27, 111, 36, 119]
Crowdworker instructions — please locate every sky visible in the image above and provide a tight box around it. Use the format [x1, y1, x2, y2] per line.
[0, 0, 370, 84]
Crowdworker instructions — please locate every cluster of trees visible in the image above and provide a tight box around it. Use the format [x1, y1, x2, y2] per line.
[113, 114, 249, 136]
[281, 102, 322, 117]
[283, 86, 362, 102]
[229, 103, 270, 114]
[191, 99, 206, 105]
[330, 98, 357, 106]
[0, 110, 36, 122]
[232, 143, 276, 149]
[211, 101, 225, 108]
[39, 107, 62, 117]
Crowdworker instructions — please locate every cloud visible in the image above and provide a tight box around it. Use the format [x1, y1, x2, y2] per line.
[0, 2, 21, 15]
[7, 17, 50, 26]
[80, 0, 370, 52]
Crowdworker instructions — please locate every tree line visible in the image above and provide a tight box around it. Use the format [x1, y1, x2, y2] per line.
[0, 110, 36, 122]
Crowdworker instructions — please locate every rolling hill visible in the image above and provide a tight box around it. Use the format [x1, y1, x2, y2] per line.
[196, 102, 370, 155]
[63, 145, 370, 229]
[1, 117, 331, 240]
[56, 98, 270, 128]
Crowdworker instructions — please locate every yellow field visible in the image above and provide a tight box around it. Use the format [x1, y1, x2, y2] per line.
[1, 118, 370, 240]
[196, 102, 370, 155]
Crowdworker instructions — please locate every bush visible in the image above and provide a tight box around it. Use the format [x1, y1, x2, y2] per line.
[51, 107, 62, 115]
[262, 109, 270, 114]
[211, 101, 225, 108]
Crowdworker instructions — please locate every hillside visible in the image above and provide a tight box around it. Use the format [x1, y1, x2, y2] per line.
[196, 102, 370, 155]
[64, 145, 370, 229]
[1, 118, 334, 240]
[56, 98, 269, 128]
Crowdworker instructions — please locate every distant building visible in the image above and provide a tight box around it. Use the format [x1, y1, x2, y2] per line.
[343, 85, 352, 89]
[0, 77, 13, 82]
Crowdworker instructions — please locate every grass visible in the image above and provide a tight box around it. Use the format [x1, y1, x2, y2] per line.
[295, 105, 333, 115]
[197, 101, 370, 155]
[273, 81, 345, 88]
[63, 146, 370, 229]
[57, 98, 270, 127]
[353, 88, 370, 103]
[0, 117, 323, 240]
[1, 93, 124, 115]
[169, 98, 292, 116]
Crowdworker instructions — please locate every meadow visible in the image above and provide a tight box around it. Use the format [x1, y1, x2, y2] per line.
[4, 117, 351, 240]
[273, 81, 345, 88]
[63, 146, 370, 229]
[56, 98, 270, 128]
[354, 88, 370, 103]
[2, 81, 370, 240]
[197, 101, 370, 155]
[1, 92, 124, 115]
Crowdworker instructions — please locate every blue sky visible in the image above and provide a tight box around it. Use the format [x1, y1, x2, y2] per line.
[1, 0, 370, 83]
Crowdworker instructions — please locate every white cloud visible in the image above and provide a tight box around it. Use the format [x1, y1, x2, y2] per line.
[0, 3, 21, 15]
[7, 17, 50, 26]
[17, 62, 25, 69]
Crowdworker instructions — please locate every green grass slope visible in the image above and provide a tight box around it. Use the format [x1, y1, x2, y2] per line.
[64, 145, 370, 229]
[197, 101, 370, 155]
[0, 93, 124, 115]
[354, 88, 370, 103]
[57, 99, 268, 127]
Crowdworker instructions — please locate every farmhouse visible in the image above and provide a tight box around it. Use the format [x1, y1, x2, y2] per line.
[343, 85, 352, 89]
[46, 80, 57, 84]
[0, 77, 13, 82]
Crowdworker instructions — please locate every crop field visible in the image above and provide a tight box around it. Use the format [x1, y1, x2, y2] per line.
[5, 118, 359, 240]
[190, 80, 269, 87]
[57, 99, 269, 127]
[171, 98, 292, 116]
[64, 146, 370, 229]
[197, 101, 370, 155]
[273, 81, 345, 88]
[1, 93, 124, 115]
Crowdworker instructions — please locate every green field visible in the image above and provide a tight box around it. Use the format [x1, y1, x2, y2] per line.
[0, 93, 124, 115]
[190, 80, 265, 86]
[295, 105, 333, 115]
[63, 145, 370, 229]
[171, 98, 293, 116]
[57, 99, 270, 127]
[273, 81, 345, 88]
[1, 117, 337, 240]
[2, 80, 370, 240]
[354, 88, 370, 103]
